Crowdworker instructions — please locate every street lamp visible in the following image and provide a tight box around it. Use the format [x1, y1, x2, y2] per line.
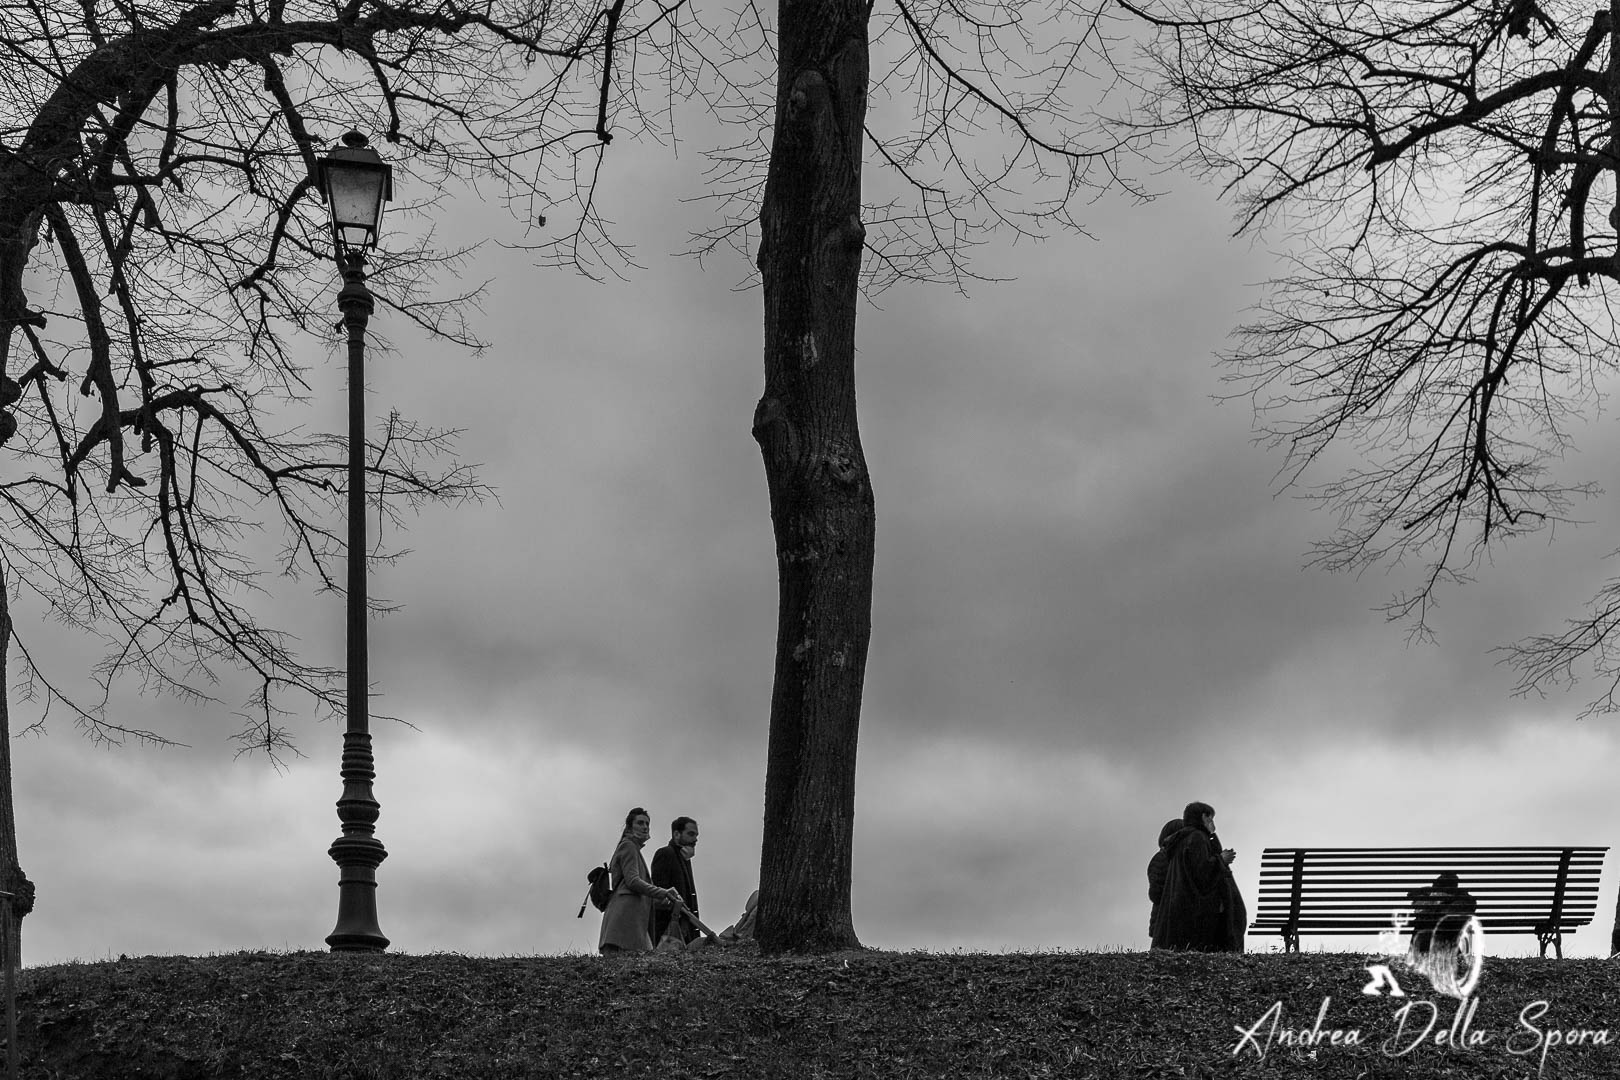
[316, 130, 393, 953]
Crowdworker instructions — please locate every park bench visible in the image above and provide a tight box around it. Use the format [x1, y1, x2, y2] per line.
[1249, 846, 1607, 957]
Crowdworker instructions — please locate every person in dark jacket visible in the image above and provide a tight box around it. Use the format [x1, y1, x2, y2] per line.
[650, 816, 701, 946]
[1147, 818, 1184, 941]
[1407, 871, 1476, 956]
[1152, 801, 1243, 952]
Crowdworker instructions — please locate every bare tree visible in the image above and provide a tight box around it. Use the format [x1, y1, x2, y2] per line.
[4, 0, 1150, 958]
[1119, 0, 1620, 949]
[0, 0, 708, 961]
[745, 0, 1148, 949]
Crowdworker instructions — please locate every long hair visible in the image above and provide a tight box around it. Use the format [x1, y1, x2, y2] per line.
[622, 806, 649, 836]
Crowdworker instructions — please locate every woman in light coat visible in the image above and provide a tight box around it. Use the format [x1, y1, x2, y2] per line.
[599, 807, 681, 954]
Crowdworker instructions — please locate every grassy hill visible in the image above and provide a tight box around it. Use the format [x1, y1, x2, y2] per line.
[11, 946, 1620, 1078]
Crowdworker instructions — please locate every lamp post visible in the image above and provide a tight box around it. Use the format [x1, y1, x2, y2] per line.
[316, 131, 393, 953]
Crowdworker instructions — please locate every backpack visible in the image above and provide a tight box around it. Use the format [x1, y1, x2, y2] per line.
[587, 863, 613, 912]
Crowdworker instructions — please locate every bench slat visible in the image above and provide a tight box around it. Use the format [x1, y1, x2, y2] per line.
[1251, 913, 1599, 923]
[1257, 847, 1607, 854]
[1252, 906, 1599, 915]
[1250, 893, 1594, 900]
[1250, 874, 1594, 880]
[1250, 919, 1594, 926]
[1259, 868, 1603, 874]
[1258, 877, 1599, 886]
[1257, 861, 1604, 870]
[1250, 926, 1586, 935]
[1256, 854, 1606, 861]
[1244, 900, 1600, 906]
[1250, 867, 1607, 874]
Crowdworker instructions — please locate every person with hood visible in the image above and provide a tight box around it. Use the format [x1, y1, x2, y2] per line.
[1147, 818, 1184, 942]
[598, 807, 683, 955]
[1407, 871, 1477, 957]
[1152, 801, 1245, 952]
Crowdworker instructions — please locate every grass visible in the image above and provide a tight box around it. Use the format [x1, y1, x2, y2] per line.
[9, 945, 1620, 1078]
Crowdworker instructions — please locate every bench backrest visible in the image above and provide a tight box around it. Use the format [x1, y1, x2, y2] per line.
[1250, 847, 1606, 933]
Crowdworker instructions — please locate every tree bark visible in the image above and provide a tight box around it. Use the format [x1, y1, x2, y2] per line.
[1609, 0, 1619, 963]
[0, 564, 35, 969]
[752, 0, 872, 953]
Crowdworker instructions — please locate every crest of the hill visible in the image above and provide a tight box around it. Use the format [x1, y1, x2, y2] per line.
[14, 947, 1620, 1078]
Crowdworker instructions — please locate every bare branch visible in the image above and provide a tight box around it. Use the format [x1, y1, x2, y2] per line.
[1123, 0, 1620, 710]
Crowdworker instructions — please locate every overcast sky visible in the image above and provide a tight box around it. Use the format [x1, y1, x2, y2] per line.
[14, 95, 1620, 967]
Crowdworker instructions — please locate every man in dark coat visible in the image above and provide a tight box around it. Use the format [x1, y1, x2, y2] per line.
[1152, 801, 1242, 952]
[650, 816, 700, 946]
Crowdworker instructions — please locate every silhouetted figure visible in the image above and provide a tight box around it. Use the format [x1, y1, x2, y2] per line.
[1147, 818, 1184, 942]
[1152, 801, 1244, 952]
[1407, 871, 1477, 957]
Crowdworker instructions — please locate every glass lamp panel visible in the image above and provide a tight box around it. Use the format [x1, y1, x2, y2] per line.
[327, 167, 387, 248]
[337, 221, 374, 251]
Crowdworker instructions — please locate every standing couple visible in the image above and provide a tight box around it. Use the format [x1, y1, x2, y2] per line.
[598, 807, 710, 955]
[1148, 800, 1247, 952]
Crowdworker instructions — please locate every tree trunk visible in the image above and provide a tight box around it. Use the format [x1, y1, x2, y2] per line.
[1611, 0, 1620, 964]
[0, 563, 35, 969]
[1611, 862, 1620, 954]
[752, 0, 872, 953]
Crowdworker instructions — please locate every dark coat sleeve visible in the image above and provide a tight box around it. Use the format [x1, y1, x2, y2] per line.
[1223, 865, 1248, 952]
[651, 844, 701, 944]
[650, 844, 676, 945]
[650, 844, 676, 890]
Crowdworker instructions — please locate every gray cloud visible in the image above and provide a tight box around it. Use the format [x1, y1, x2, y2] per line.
[11, 144, 1620, 967]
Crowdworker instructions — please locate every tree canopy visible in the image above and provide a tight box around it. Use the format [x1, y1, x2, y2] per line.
[1123, 0, 1620, 713]
[0, 0, 782, 749]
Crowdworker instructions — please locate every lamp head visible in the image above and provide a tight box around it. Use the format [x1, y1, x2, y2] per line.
[316, 131, 393, 256]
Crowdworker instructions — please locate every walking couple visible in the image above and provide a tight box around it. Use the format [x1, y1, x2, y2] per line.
[598, 807, 710, 955]
[1147, 800, 1247, 952]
